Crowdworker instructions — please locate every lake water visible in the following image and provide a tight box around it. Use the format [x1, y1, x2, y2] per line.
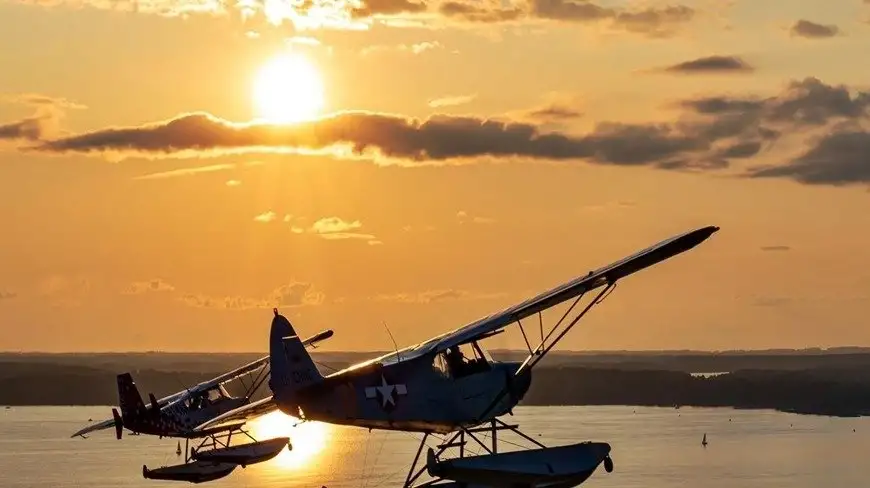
[2, 405, 868, 487]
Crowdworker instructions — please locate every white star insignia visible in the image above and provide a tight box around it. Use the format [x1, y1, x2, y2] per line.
[365, 375, 407, 409]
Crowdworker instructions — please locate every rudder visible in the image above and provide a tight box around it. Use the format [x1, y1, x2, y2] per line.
[269, 309, 323, 398]
[117, 373, 146, 417]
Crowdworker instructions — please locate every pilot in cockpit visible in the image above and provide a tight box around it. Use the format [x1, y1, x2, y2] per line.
[445, 346, 467, 376]
[189, 395, 202, 410]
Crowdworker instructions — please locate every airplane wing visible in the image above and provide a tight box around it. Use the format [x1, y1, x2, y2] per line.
[71, 418, 117, 438]
[418, 225, 719, 355]
[193, 395, 278, 432]
[184, 329, 333, 397]
[183, 356, 271, 396]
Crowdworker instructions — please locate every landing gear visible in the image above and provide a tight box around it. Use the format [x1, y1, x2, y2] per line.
[402, 419, 613, 488]
[403, 419, 547, 488]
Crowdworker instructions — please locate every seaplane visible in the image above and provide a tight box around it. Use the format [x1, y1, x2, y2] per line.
[71, 329, 334, 483]
[197, 225, 719, 487]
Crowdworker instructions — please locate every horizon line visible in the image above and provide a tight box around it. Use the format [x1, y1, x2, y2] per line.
[3, 346, 870, 355]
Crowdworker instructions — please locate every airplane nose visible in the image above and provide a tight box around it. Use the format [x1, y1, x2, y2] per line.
[516, 367, 532, 400]
[505, 362, 532, 401]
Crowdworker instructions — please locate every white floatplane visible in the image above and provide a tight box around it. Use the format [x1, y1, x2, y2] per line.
[73, 329, 333, 483]
[197, 225, 719, 487]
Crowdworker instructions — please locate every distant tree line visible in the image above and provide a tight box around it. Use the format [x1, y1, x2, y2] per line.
[3, 358, 870, 417]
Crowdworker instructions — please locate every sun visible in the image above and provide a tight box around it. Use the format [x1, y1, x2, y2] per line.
[250, 411, 330, 470]
[253, 52, 324, 124]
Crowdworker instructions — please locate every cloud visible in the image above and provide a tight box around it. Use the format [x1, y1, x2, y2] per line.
[133, 163, 235, 180]
[525, 103, 583, 122]
[0, 93, 86, 142]
[226, 179, 242, 186]
[439, 2, 524, 23]
[0, 290, 17, 301]
[436, 0, 695, 36]
[361, 41, 443, 56]
[310, 216, 362, 233]
[760, 245, 791, 252]
[0, 116, 45, 142]
[14, 0, 697, 36]
[351, 0, 427, 18]
[26, 77, 870, 187]
[1, 93, 86, 111]
[373, 289, 506, 303]
[659, 55, 754, 74]
[254, 211, 278, 222]
[457, 210, 496, 224]
[123, 279, 176, 294]
[179, 281, 325, 310]
[31, 110, 708, 168]
[528, 1, 695, 37]
[428, 94, 477, 108]
[678, 76, 869, 141]
[747, 130, 870, 185]
[270, 282, 326, 307]
[790, 20, 840, 39]
[308, 216, 379, 241]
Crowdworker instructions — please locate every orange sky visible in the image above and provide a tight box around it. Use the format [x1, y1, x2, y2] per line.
[1, 0, 870, 352]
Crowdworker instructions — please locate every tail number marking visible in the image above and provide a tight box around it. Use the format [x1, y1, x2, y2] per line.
[292, 368, 316, 384]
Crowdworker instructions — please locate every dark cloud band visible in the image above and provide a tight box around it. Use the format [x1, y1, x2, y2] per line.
[12, 77, 870, 187]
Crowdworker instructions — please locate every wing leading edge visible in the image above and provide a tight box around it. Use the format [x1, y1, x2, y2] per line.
[194, 395, 278, 432]
[421, 225, 719, 354]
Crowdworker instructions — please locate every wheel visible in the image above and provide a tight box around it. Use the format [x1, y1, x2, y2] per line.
[603, 456, 614, 473]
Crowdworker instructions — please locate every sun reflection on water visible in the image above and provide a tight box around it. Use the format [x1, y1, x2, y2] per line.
[250, 411, 331, 471]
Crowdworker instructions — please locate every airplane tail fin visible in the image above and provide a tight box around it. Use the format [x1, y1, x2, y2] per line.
[117, 373, 146, 418]
[269, 309, 323, 397]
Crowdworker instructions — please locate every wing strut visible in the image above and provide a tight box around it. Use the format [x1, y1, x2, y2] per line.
[475, 281, 617, 423]
[517, 281, 616, 376]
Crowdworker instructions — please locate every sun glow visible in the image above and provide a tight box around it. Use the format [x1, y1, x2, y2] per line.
[251, 411, 330, 470]
[253, 52, 324, 124]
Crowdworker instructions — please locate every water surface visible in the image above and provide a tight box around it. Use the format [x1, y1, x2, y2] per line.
[1, 405, 866, 487]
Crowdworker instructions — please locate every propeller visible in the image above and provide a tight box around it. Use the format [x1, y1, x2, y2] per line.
[111, 408, 123, 440]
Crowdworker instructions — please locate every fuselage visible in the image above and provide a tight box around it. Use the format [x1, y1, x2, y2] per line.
[123, 396, 248, 438]
[274, 356, 532, 434]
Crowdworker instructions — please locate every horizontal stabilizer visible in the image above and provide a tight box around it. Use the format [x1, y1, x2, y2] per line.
[301, 328, 334, 347]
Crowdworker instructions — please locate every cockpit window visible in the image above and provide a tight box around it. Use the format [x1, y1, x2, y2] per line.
[433, 353, 450, 377]
[436, 342, 491, 379]
[207, 388, 222, 402]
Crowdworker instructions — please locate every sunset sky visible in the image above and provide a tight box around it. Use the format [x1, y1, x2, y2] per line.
[2, 0, 870, 353]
